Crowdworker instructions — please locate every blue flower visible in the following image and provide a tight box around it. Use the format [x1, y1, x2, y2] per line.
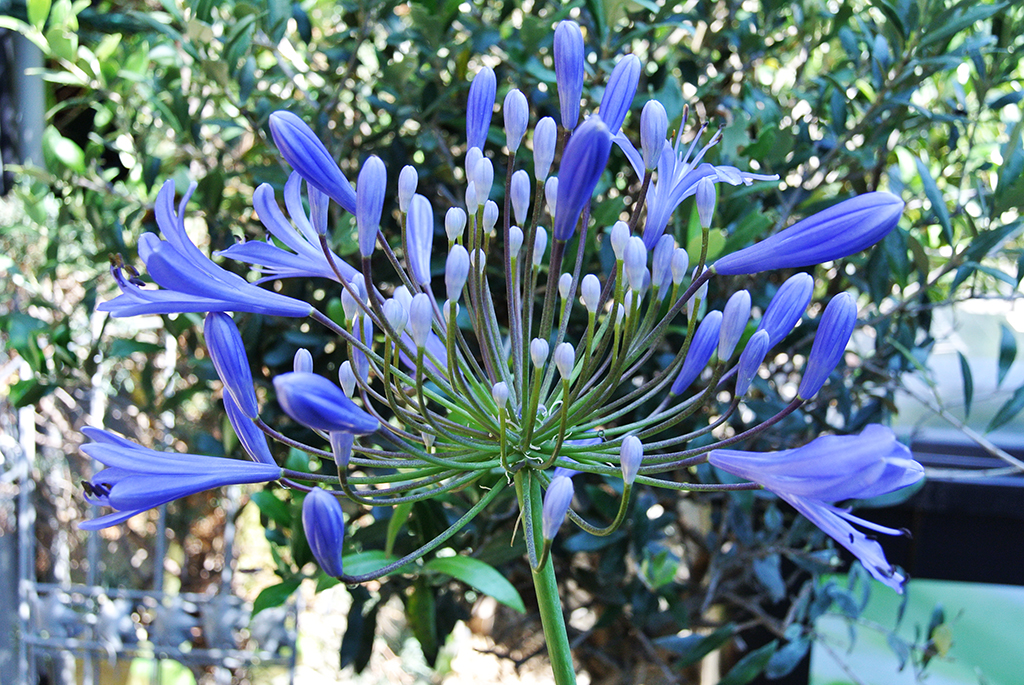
[598, 54, 641, 134]
[709, 425, 924, 591]
[798, 292, 858, 399]
[302, 488, 347, 577]
[713, 193, 904, 275]
[466, 67, 496, 151]
[554, 21, 584, 130]
[268, 111, 357, 214]
[217, 174, 359, 284]
[554, 116, 613, 241]
[205, 313, 259, 419]
[273, 372, 379, 434]
[99, 181, 313, 318]
[79, 427, 282, 530]
[671, 310, 723, 395]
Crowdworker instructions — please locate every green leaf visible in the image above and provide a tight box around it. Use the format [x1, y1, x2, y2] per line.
[920, 2, 1009, 48]
[998, 324, 1016, 387]
[407, 577, 439, 665]
[251, 490, 292, 528]
[958, 352, 973, 419]
[28, 0, 52, 30]
[987, 384, 1024, 433]
[887, 633, 911, 670]
[718, 641, 778, 685]
[42, 126, 86, 173]
[342, 550, 404, 577]
[654, 625, 735, 667]
[915, 156, 952, 244]
[765, 638, 810, 679]
[252, 578, 300, 616]
[422, 556, 525, 613]
[753, 555, 786, 603]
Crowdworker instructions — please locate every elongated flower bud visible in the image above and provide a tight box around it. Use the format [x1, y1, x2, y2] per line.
[736, 329, 770, 396]
[670, 310, 723, 395]
[554, 342, 575, 379]
[695, 176, 716, 229]
[465, 181, 479, 215]
[610, 221, 630, 260]
[268, 111, 357, 214]
[293, 348, 314, 374]
[465, 147, 482, 185]
[398, 165, 417, 213]
[687, 265, 709, 320]
[406, 194, 434, 286]
[713, 193, 905, 275]
[581, 274, 601, 313]
[345, 318, 370, 381]
[330, 430, 354, 470]
[504, 88, 529, 152]
[509, 226, 524, 259]
[554, 117, 613, 241]
[274, 372, 379, 434]
[492, 381, 509, 408]
[640, 101, 668, 170]
[530, 338, 549, 368]
[599, 54, 641, 134]
[338, 361, 356, 397]
[544, 177, 558, 217]
[757, 272, 814, 346]
[554, 21, 584, 130]
[542, 475, 574, 540]
[533, 117, 557, 181]
[408, 293, 433, 349]
[511, 170, 531, 226]
[357, 155, 386, 257]
[383, 298, 408, 336]
[302, 488, 346, 577]
[482, 200, 499, 234]
[558, 273, 573, 300]
[533, 226, 548, 267]
[445, 244, 470, 301]
[205, 313, 258, 419]
[474, 157, 495, 202]
[467, 67, 496, 150]
[651, 235, 675, 293]
[671, 248, 689, 286]
[223, 392, 275, 465]
[620, 435, 643, 485]
[624, 236, 647, 292]
[445, 207, 467, 241]
[719, 290, 751, 360]
[798, 292, 857, 399]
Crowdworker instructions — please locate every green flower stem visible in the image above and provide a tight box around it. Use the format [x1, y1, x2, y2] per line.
[516, 470, 576, 685]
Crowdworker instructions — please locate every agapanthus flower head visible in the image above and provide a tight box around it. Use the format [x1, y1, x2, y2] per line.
[268, 111, 357, 214]
[713, 192, 905, 275]
[709, 425, 923, 591]
[467, 67, 497, 151]
[798, 292, 858, 399]
[302, 488, 346, 577]
[79, 427, 282, 530]
[100, 181, 313, 318]
[599, 54, 641, 134]
[554, 116, 613, 241]
[273, 372, 379, 434]
[553, 20, 584, 130]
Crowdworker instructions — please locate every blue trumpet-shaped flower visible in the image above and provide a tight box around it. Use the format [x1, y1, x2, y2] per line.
[79, 427, 282, 530]
[713, 193, 905, 275]
[303, 488, 347, 577]
[274, 372, 379, 434]
[268, 111, 357, 214]
[554, 116, 613, 241]
[709, 425, 924, 591]
[99, 181, 313, 318]
[554, 21, 584, 130]
[218, 174, 360, 285]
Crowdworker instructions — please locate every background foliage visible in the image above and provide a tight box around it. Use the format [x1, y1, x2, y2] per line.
[1, 0, 1022, 681]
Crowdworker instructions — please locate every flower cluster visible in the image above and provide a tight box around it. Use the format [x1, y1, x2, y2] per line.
[84, 19, 921, 592]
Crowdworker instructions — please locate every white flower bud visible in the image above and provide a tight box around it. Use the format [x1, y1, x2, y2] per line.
[393, 285, 412, 310]
[482, 200, 499, 234]
[466, 181, 479, 215]
[719, 290, 751, 360]
[492, 381, 509, 408]
[445, 244, 470, 301]
[558, 273, 573, 300]
[443, 300, 460, 325]
[465, 147, 482, 183]
[533, 226, 548, 267]
[610, 220, 630, 260]
[398, 165, 418, 213]
[624, 236, 647, 292]
[544, 177, 558, 217]
[581, 274, 601, 313]
[652, 234, 675, 293]
[383, 298, 408, 336]
[530, 338, 549, 369]
[511, 169, 531, 226]
[620, 435, 643, 485]
[696, 176, 716, 229]
[293, 348, 313, 374]
[553, 342, 574, 380]
[640, 101, 668, 171]
[533, 116, 557, 182]
[509, 226, 525, 259]
[474, 157, 494, 202]
[445, 207, 467, 241]
[504, 88, 529, 153]
[671, 248, 689, 286]
[409, 293, 433, 349]
[338, 361, 356, 397]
